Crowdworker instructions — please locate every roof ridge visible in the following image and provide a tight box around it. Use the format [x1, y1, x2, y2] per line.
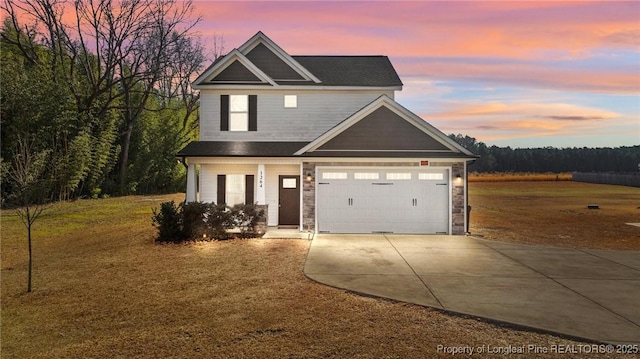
[292, 55, 388, 58]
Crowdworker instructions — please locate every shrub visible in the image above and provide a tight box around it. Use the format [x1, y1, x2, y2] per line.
[151, 201, 183, 243]
[205, 203, 235, 240]
[182, 202, 210, 240]
[152, 201, 267, 242]
[232, 203, 266, 238]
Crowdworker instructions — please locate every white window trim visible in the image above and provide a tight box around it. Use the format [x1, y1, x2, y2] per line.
[229, 95, 248, 131]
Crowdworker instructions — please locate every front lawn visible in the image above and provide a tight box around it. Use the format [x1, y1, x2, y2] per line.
[1, 193, 620, 358]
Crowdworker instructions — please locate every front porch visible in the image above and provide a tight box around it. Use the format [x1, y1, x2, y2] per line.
[262, 226, 314, 239]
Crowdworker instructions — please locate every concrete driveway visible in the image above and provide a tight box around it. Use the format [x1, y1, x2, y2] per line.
[303, 234, 640, 344]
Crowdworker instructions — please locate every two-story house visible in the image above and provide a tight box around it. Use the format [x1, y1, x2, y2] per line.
[177, 32, 477, 235]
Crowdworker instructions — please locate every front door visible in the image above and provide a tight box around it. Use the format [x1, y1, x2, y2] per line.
[278, 175, 300, 225]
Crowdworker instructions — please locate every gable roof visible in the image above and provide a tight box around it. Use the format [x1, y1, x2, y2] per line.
[193, 31, 402, 89]
[194, 49, 275, 86]
[296, 95, 476, 158]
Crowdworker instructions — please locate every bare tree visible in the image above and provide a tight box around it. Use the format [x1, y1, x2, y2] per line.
[7, 136, 51, 293]
[2, 0, 207, 192]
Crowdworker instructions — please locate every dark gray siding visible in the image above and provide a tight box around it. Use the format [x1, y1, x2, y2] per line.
[318, 107, 450, 151]
[246, 43, 305, 80]
[212, 60, 262, 82]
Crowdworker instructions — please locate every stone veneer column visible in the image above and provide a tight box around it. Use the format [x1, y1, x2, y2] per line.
[451, 162, 466, 235]
[302, 162, 316, 231]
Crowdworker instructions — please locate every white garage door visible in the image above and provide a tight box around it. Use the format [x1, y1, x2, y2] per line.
[317, 168, 450, 234]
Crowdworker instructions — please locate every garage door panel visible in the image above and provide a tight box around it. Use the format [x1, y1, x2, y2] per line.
[317, 168, 449, 234]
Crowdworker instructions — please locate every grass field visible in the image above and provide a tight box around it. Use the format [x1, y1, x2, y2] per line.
[469, 181, 640, 250]
[2, 183, 638, 358]
[469, 172, 573, 182]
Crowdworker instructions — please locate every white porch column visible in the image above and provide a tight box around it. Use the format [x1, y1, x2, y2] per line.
[186, 162, 197, 202]
[256, 163, 266, 204]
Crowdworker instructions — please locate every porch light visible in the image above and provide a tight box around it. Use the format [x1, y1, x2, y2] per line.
[306, 172, 313, 181]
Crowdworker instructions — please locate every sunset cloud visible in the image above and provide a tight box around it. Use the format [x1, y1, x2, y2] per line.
[419, 100, 632, 145]
[190, 1, 639, 147]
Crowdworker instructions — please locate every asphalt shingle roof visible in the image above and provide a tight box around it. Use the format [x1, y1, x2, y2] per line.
[177, 141, 308, 157]
[293, 56, 403, 87]
[177, 141, 475, 159]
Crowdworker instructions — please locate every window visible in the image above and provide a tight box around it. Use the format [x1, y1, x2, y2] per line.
[226, 174, 245, 206]
[386, 173, 412, 180]
[221, 95, 257, 131]
[322, 172, 347, 179]
[217, 174, 254, 205]
[354, 172, 379, 180]
[282, 178, 297, 188]
[419, 173, 444, 180]
[284, 95, 297, 108]
[229, 95, 248, 131]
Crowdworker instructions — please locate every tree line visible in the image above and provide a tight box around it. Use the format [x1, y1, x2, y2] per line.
[1, 0, 223, 204]
[449, 134, 640, 173]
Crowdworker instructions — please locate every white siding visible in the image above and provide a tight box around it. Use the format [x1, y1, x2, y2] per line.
[265, 164, 299, 226]
[199, 90, 394, 141]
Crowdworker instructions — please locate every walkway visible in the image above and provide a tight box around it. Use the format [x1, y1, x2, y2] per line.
[303, 234, 640, 344]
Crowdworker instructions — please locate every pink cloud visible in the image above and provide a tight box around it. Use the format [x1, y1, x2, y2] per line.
[419, 101, 630, 142]
[193, 1, 640, 59]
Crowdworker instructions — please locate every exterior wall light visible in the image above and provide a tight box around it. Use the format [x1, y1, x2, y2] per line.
[306, 172, 313, 182]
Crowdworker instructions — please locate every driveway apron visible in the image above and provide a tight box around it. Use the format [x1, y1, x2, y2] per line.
[304, 234, 640, 344]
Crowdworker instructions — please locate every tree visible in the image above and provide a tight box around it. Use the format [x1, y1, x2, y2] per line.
[2, 0, 216, 198]
[6, 136, 51, 293]
[2, 0, 208, 194]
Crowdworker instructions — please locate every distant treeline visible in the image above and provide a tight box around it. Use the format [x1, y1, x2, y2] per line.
[449, 134, 640, 173]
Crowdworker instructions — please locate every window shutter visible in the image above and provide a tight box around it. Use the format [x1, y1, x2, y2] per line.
[248, 95, 257, 131]
[220, 95, 229, 131]
[245, 175, 255, 204]
[217, 175, 226, 204]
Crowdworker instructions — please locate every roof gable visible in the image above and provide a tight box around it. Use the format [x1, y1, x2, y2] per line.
[238, 32, 321, 83]
[296, 96, 476, 157]
[317, 106, 450, 152]
[212, 59, 262, 82]
[245, 43, 306, 81]
[194, 49, 275, 86]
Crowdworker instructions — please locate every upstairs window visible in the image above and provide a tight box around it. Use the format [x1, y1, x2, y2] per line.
[229, 95, 248, 131]
[221, 95, 257, 131]
[284, 95, 297, 108]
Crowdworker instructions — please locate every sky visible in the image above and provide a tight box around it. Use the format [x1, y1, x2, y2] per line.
[191, 1, 639, 148]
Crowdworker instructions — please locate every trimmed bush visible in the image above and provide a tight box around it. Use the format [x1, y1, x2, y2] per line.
[152, 201, 267, 242]
[205, 203, 235, 240]
[232, 203, 266, 238]
[182, 202, 210, 240]
[151, 201, 183, 243]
